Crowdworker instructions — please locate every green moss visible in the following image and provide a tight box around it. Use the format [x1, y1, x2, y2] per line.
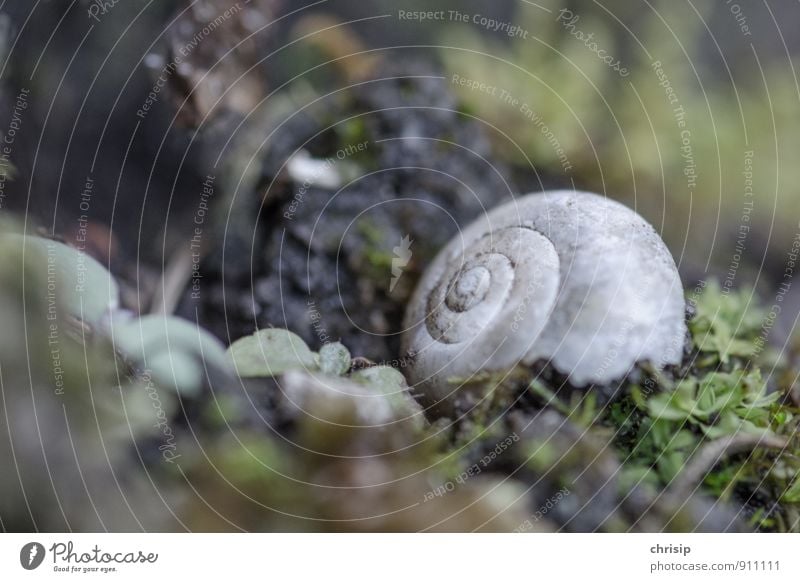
[598, 281, 800, 531]
[688, 280, 768, 366]
[335, 117, 370, 151]
[357, 219, 396, 283]
[524, 439, 560, 473]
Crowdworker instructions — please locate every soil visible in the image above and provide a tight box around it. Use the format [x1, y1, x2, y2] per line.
[180, 62, 515, 361]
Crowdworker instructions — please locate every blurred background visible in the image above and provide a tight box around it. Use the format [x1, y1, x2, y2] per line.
[2, 0, 798, 284]
[2, 0, 800, 533]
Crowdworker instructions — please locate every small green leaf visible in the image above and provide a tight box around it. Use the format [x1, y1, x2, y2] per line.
[781, 475, 800, 503]
[149, 352, 203, 395]
[112, 315, 230, 395]
[647, 393, 692, 421]
[2, 235, 119, 326]
[226, 328, 317, 377]
[318, 342, 351, 376]
[351, 365, 407, 397]
[657, 451, 687, 483]
[351, 366, 423, 425]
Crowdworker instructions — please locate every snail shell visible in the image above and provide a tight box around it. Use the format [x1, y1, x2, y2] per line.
[402, 190, 686, 409]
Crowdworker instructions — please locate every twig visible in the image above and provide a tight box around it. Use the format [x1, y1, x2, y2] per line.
[668, 432, 788, 500]
[150, 245, 193, 316]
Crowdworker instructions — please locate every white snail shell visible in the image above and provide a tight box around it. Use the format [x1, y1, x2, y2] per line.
[402, 190, 686, 409]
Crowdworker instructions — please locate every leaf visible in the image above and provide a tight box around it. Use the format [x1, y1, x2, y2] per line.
[781, 475, 800, 504]
[619, 465, 659, 491]
[528, 380, 573, 417]
[700, 413, 770, 439]
[1, 234, 120, 326]
[657, 450, 687, 483]
[149, 351, 203, 396]
[646, 393, 693, 421]
[671, 429, 696, 450]
[226, 328, 318, 378]
[351, 366, 424, 426]
[318, 342, 351, 376]
[112, 315, 230, 395]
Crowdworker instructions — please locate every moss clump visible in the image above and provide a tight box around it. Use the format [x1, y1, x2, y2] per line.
[513, 279, 800, 531]
[599, 281, 800, 531]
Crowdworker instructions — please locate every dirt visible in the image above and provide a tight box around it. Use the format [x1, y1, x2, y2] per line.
[180, 62, 515, 360]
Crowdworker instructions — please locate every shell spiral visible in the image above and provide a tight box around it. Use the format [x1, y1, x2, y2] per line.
[402, 190, 686, 410]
